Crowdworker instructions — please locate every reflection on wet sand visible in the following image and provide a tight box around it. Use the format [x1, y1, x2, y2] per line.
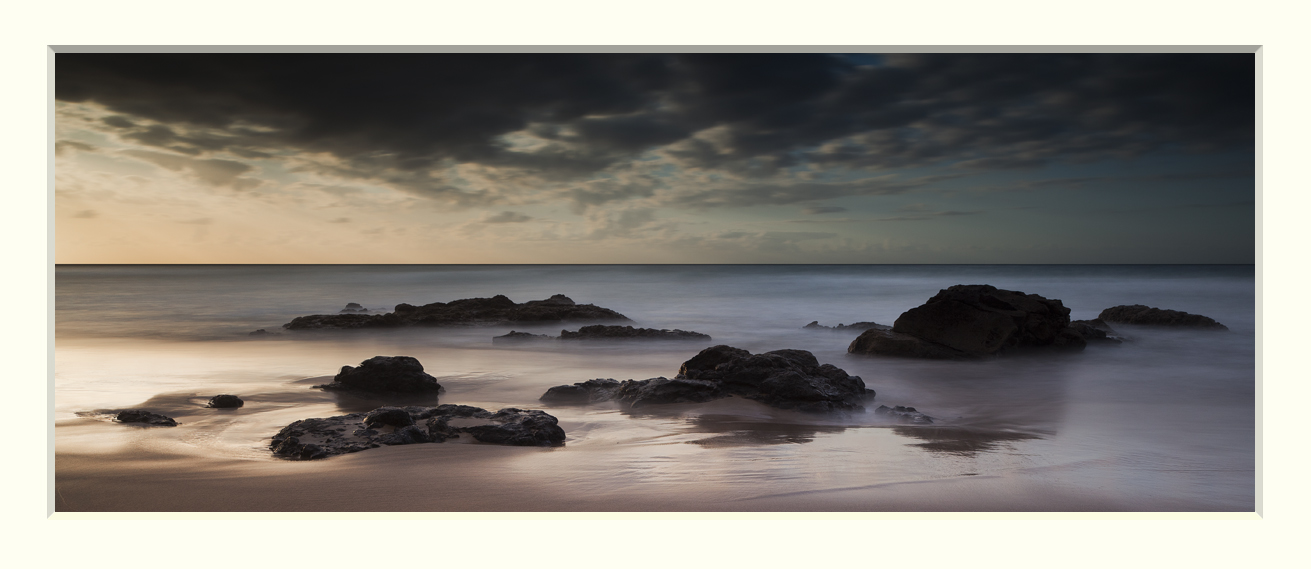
[892, 425, 1043, 455]
[682, 414, 848, 447]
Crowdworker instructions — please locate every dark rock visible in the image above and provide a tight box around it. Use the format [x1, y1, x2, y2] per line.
[317, 356, 443, 394]
[114, 410, 178, 426]
[874, 405, 935, 424]
[206, 394, 244, 408]
[1097, 305, 1229, 330]
[539, 378, 622, 404]
[1067, 318, 1124, 344]
[541, 345, 873, 412]
[850, 284, 1085, 359]
[615, 377, 725, 408]
[559, 325, 711, 341]
[270, 404, 565, 460]
[283, 294, 630, 330]
[363, 406, 415, 428]
[339, 302, 370, 313]
[803, 321, 890, 332]
[847, 329, 971, 359]
[248, 329, 280, 336]
[461, 408, 566, 446]
[492, 331, 556, 344]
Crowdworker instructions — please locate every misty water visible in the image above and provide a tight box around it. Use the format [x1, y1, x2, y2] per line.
[54, 265, 1256, 511]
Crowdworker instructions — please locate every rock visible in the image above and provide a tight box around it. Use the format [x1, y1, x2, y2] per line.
[270, 404, 565, 459]
[460, 408, 567, 446]
[114, 410, 179, 426]
[283, 294, 630, 330]
[248, 329, 280, 336]
[559, 325, 711, 341]
[339, 302, 370, 313]
[541, 345, 873, 412]
[803, 321, 890, 332]
[492, 331, 555, 344]
[206, 394, 244, 408]
[1067, 318, 1124, 344]
[363, 406, 415, 428]
[615, 377, 725, 408]
[849, 284, 1086, 358]
[317, 356, 443, 394]
[874, 405, 934, 424]
[539, 378, 622, 404]
[1097, 305, 1228, 330]
[847, 329, 970, 359]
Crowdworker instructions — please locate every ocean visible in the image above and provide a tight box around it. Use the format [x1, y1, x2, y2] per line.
[53, 264, 1256, 511]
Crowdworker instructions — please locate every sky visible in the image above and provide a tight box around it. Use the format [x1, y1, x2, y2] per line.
[53, 53, 1256, 264]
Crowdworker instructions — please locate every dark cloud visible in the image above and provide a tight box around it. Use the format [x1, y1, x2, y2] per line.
[803, 206, 847, 214]
[481, 211, 532, 223]
[57, 53, 1254, 203]
[55, 140, 95, 156]
[123, 150, 261, 189]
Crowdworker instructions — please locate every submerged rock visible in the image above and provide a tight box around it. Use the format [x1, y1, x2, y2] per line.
[317, 356, 443, 394]
[492, 331, 556, 344]
[559, 325, 711, 341]
[339, 302, 370, 313]
[874, 405, 934, 424]
[541, 345, 873, 412]
[1067, 318, 1125, 344]
[1097, 305, 1228, 330]
[849, 284, 1087, 359]
[803, 321, 890, 332]
[114, 410, 179, 427]
[206, 394, 244, 408]
[283, 294, 630, 330]
[270, 404, 566, 460]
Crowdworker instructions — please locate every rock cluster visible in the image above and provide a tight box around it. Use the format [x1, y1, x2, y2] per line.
[316, 356, 443, 394]
[114, 410, 179, 427]
[849, 285, 1088, 359]
[283, 294, 630, 330]
[1097, 305, 1228, 330]
[269, 404, 566, 460]
[541, 345, 873, 412]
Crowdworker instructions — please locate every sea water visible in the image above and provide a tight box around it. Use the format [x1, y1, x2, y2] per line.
[53, 265, 1256, 511]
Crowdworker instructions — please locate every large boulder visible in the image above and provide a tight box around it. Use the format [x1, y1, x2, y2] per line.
[318, 356, 443, 394]
[270, 404, 565, 460]
[114, 410, 179, 426]
[541, 345, 874, 412]
[559, 325, 711, 341]
[1097, 305, 1228, 330]
[283, 294, 631, 330]
[850, 285, 1087, 358]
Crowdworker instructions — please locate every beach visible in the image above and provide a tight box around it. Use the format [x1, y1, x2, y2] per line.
[53, 265, 1256, 512]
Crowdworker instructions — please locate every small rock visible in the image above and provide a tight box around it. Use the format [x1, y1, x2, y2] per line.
[1097, 305, 1228, 330]
[114, 410, 179, 427]
[493, 331, 556, 344]
[875, 405, 934, 424]
[559, 325, 711, 341]
[206, 394, 244, 408]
